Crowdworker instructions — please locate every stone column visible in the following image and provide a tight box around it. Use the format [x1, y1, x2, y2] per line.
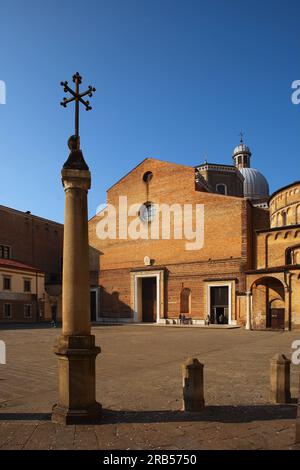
[182, 358, 205, 412]
[52, 140, 102, 424]
[284, 284, 291, 331]
[269, 354, 291, 404]
[245, 291, 252, 330]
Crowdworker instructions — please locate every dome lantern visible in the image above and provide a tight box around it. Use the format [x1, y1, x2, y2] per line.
[232, 133, 252, 169]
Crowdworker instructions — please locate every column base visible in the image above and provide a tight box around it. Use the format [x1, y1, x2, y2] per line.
[52, 402, 102, 425]
[52, 334, 102, 425]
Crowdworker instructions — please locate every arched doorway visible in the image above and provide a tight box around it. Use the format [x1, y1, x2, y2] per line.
[251, 277, 285, 330]
[269, 298, 285, 329]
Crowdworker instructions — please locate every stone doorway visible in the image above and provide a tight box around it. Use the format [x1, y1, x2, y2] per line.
[210, 286, 229, 324]
[132, 270, 164, 323]
[142, 277, 157, 323]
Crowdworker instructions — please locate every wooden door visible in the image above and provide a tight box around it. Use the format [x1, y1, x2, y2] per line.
[270, 308, 285, 330]
[142, 278, 156, 322]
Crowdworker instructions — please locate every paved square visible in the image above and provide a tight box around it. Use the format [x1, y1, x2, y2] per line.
[0, 325, 299, 450]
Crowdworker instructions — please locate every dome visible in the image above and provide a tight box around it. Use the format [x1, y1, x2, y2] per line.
[239, 167, 269, 200]
[233, 143, 251, 157]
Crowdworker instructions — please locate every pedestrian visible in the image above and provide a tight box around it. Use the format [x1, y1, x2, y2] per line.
[51, 306, 57, 328]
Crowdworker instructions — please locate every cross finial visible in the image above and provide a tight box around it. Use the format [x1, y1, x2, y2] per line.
[60, 73, 96, 149]
[239, 130, 244, 143]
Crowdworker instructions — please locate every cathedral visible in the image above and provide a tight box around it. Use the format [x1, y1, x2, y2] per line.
[89, 138, 300, 331]
[1, 138, 298, 330]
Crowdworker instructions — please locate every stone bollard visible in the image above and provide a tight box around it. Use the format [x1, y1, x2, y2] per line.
[182, 358, 205, 411]
[270, 354, 291, 404]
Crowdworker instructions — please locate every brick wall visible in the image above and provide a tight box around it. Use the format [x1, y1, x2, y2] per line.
[0, 205, 63, 276]
[256, 227, 300, 269]
[99, 259, 244, 319]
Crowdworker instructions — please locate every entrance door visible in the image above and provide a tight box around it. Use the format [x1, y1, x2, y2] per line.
[142, 277, 156, 322]
[270, 308, 285, 330]
[90, 291, 97, 322]
[210, 286, 229, 324]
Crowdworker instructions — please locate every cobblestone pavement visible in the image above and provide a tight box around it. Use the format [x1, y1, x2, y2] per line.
[0, 325, 299, 450]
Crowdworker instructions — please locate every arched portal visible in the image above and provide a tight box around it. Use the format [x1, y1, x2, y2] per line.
[251, 277, 285, 330]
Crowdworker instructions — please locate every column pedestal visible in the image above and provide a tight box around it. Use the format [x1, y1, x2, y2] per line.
[52, 335, 102, 424]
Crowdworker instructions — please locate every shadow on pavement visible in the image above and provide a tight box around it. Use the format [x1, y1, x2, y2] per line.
[0, 324, 61, 330]
[0, 413, 51, 421]
[101, 405, 297, 424]
[0, 405, 297, 424]
[0, 323, 124, 330]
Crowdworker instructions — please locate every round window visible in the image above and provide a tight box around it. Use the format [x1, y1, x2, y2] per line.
[139, 202, 156, 223]
[142, 171, 153, 183]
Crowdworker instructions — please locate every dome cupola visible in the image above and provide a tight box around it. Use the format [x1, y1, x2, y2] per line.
[232, 134, 269, 200]
[239, 167, 269, 199]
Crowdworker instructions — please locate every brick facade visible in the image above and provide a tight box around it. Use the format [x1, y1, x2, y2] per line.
[0, 206, 63, 323]
[246, 182, 300, 330]
[0, 260, 45, 323]
[89, 158, 268, 326]
[0, 205, 63, 278]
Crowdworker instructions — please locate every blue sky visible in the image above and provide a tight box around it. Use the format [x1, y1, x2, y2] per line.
[0, 0, 299, 222]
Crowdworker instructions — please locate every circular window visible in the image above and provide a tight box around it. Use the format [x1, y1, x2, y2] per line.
[216, 183, 227, 195]
[139, 202, 156, 223]
[142, 171, 153, 183]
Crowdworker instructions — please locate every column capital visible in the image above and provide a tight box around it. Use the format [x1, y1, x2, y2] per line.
[61, 168, 91, 191]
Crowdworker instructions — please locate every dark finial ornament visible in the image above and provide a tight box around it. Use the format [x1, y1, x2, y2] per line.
[60, 73, 96, 170]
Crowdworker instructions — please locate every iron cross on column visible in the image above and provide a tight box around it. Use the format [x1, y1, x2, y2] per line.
[60, 72, 96, 148]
